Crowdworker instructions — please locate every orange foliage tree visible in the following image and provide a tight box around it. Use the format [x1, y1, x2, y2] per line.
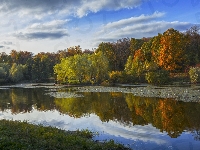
[158, 28, 189, 72]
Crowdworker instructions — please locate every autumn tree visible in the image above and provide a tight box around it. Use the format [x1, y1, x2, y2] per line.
[67, 45, 82, 56]
[185, 25, 200, 65]
[54, 52, 109, 84]
[54, 56, 73, 83]
[151, 34, 162, 65]
[130, 38, 145, 56]
[158, 28, 189, 72]
[31, 53, 50, 81]
[125, 48, 145, 81]
[96, 42, 116, 71]
[112, 38, 131, 71]
[0, 52, 11, 63]
[56, 49, 69, 60]
[10, 50, 33, 65]
[82, 49, 94, 55]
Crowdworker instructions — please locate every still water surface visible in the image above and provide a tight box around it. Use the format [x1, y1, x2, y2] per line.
[0, 86, 200, 149]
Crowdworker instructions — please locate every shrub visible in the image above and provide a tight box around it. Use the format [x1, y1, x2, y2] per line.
[145, 69, 170, 85]
[101, 80, 110, 86]
[0, 120, 130, 150]
[0, 67, 6, 79]
[67, 79, 80, 84]
[109, 71, 123, 83]
[189, 67, 200, 83]
[109, 71, 136, 83]
[9, 63, 27, 82]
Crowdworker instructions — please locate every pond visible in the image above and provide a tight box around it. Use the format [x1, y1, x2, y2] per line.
[0, 84, 200, 150]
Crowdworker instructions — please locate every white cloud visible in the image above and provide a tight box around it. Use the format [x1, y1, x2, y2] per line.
[105, 21, 192, 38]
[0, 0, 143, 19]
[1, 41, 13, 45]
[76, 0, 142, 17]
[92, 12, 195, 46]
[102, 11, 165, 31]
[0, 1, 144, 43]
[1, 110, 167, 145]
[28, 20, 68, 31]
[13, 20, 69, 40]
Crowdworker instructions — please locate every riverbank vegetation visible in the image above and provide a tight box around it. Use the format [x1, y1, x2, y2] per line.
[0, 120, 130, 150]
[0, 26, 200, 85]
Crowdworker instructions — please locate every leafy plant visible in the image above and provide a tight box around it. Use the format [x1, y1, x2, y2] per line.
[189, 67, 200, 83]
[145, 70, 170, 85]
[0, 120, 131, 150]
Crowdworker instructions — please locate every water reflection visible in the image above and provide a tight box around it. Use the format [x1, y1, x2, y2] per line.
[0, 88, 55, 113]
[1, 87, 200, 142]
[55, 92, 132, 125]
[55, 92, 200, 140]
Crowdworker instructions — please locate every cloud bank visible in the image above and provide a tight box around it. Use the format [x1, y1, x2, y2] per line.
[93, 12, 194, 46]
[0, 0, 143, 41]
[13, 20, 69, 40]
[0, 0, 143, 18]
[0, 1, 198, 52]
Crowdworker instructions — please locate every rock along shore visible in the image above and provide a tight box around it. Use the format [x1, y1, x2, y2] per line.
[1, 83, 200, 102]
[73, 85, 200, 102]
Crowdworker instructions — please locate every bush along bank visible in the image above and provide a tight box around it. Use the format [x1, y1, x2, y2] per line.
[0, 120, 131, 150]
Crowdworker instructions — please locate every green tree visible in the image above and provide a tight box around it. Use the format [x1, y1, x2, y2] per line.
[32, 53, 55, 82]
[96, 42, 116, 71]
[185, 26, 200, 65]
[70, 54, 90, 83]
[54, 52, 109, 84]
[89, 51, 109, 83]
[124, 49, 145, 81]
[145, 70, 170, 85]
[9, 63, 27, 82]
[0, 67, 6, 83]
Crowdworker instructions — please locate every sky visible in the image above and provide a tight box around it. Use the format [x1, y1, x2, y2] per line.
[0, 0, 199, 54]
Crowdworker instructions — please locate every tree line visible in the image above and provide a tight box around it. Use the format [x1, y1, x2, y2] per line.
[0, 26, 200, 84]
[0, 46, 93, 83]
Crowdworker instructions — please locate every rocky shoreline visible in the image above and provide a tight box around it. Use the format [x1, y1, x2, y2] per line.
[1, 83, 200, 102]
[73, 85, 200, 102]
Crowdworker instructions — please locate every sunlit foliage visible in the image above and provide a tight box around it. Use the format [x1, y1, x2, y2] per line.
[54, 51, 109, 84]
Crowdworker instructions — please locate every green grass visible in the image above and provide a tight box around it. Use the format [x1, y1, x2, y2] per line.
[0, 120, 131, 150]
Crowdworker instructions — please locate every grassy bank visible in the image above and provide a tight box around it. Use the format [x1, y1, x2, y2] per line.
[0, 120, 130, 150]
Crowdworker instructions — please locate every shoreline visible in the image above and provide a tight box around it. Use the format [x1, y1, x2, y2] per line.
[1, 83, 200, 102]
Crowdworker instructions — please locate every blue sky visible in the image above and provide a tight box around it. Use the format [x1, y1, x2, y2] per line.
[0, 0, 199, 54]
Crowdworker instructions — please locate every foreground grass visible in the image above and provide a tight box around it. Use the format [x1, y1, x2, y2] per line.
[0, 120, 130, 150]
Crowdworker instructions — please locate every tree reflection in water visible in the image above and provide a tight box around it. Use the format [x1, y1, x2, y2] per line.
[55, 92, 200, 139]
[192, 131, 200, 141]
[1, 87, 200, 140]
[0, 88, 55, 113]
